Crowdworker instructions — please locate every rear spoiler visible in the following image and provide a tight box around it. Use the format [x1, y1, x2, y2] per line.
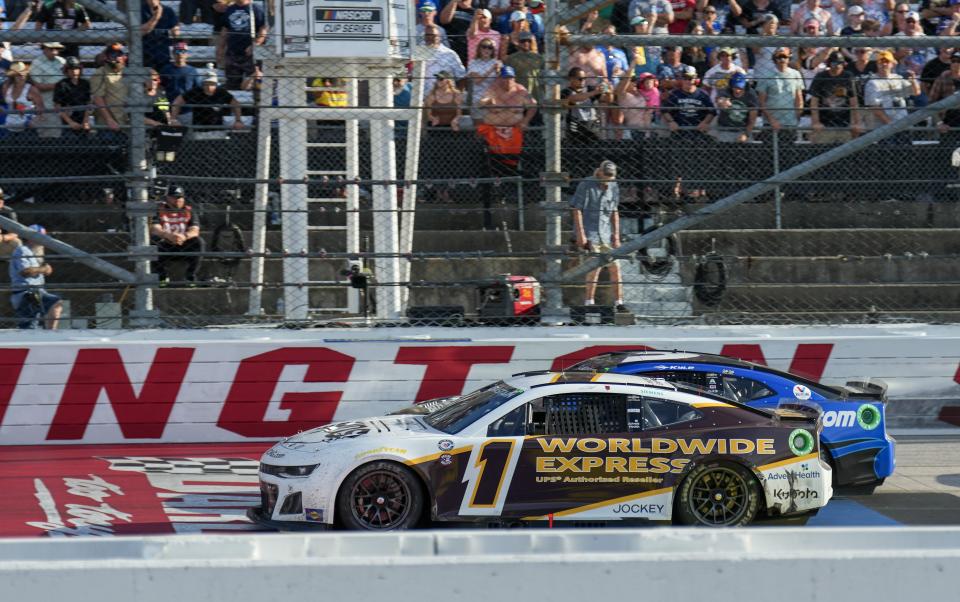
[841, 379, 888, 402]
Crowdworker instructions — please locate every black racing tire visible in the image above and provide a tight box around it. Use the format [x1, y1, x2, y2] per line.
[336, 461, 424, 531]
[675, 461, 761, 527]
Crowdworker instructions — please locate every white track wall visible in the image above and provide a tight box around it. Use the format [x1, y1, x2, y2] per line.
[1, 324, 959, 445]
[1, 528, 959, 602]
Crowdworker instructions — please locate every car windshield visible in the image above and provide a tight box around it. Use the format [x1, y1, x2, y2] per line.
[567, 356, 622, 371]
[424, 381, 523, 433]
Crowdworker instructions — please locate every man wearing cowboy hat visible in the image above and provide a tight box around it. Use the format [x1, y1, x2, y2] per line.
[31, 41, 66, 138]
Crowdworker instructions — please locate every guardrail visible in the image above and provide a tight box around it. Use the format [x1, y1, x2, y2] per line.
[1, 527, 958, 601]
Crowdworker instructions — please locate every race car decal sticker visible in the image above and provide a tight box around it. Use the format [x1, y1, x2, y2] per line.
[304, 508, 324, 522]
[792, 384, 812, 400]
[438, 439, 455, 451]
[523, 486, 673, 521]
[439, 454, 453, 466]
[788, 429, 816, 456]
[459, 439, 522, 515]
[757, 452, 818, 472]
[404, 446, 472, 467]
[857, 405, 882, 430]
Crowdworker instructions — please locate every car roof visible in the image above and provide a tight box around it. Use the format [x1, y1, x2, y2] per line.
[584, 350, 764, 371]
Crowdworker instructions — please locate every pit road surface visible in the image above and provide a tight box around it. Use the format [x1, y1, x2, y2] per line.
[1, 436, 957, 536]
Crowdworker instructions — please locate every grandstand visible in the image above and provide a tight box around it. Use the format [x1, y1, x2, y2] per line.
[1, 0, 960, 327]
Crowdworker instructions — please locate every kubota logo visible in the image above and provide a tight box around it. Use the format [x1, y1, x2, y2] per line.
[773, 488, 819, 500]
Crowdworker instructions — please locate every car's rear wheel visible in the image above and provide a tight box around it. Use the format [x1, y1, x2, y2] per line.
[337, 461, 423, 531]
[675, 462, 760, 527]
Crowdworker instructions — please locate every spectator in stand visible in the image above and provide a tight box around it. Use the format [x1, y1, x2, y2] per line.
[682, 23, 710, 73]
[613, 63, 658, 139]
[502, 12, 539, 57]
[842, 4, 866, 35]
[567, 44, 608, 86]
[10, 224, 62, 329]
[215, 0, 267, 90]
[91, 44, 128, 134]
[151, 185, 203, 285]
[668, 0, 697, 34]
[2, 61, 43, 132]
[757, 48, 804, 141]
[790, 0, 834, 34]
[847, 47, 878, 105]
[702, 47, 746, 101]
[570, 160, 626, 312]
[0, 187, 20, 257]
[420, 25, 466, 96]
[170, 71, 244, 131]
[144, 68, 170, 128]
[698, 0, 743, 34]
[498, 0, 543, 41]
[920, 0, 954, 35]
[30, 41, 65, 139]
[884, 2, 910, 34]
[34, 0, 90, 59]
[795, 18, 833, 86]
[439, 0, 479, 61]
[751, 14, 781, 83]
[629, 0, 674, 33]
[598, 24, 630, 85]
[858, 0, 892, 29]
[661, 65, 715, 139]
[895, 11, 934, 85]
[54, 56, 91, 134]
[562, 66, 604, 144]
[416, 1, 449, 47]
[809, 51, 862, 143]
[714, 71, 757, 142]
[425, 71, 463, 130]
[467, 8, 500, 65]
[504, 31, 543, 105]
[657, 46, 691, 94]
[467, 40, 500, 117]
[142, 0, 180, 70]
[476, 65, 536, 228]
[392, 73, 412, 134]
[864, 50, 920, 139]
[739, 0, 786, 34]
[930, 50, 960, 142]
[862, 17, 884, 37]
[311, 77, 347, 107]
[921, 46, 954, 96]
[160, 42, 201, 124]
[628, 16, 661, 75]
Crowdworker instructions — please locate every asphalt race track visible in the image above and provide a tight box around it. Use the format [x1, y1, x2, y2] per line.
[1, 436, 957, 537]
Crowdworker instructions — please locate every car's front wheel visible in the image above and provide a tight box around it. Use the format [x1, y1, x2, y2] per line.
[336, 461, 424, 531]
[675, 461, 760, 527]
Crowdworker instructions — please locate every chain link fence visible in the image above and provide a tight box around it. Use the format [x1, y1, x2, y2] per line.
[1, 4, 960, 328]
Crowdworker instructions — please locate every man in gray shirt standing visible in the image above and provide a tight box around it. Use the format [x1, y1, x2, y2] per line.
[571, 160, 626, 312]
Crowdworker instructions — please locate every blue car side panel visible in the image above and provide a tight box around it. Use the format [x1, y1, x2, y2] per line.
[606, 362, 895, 485]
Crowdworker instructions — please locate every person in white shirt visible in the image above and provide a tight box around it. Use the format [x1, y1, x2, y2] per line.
[864, 49, 920, 137]
[701, 47, 745, 101]
[419, 25, 466, 96]
[29, 41, 66, 138]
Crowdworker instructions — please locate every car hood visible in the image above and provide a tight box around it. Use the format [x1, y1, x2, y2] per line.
[279, 416, 439, 449]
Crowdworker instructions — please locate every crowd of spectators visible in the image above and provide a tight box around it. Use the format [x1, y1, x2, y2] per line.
[408, 0, 960, 145]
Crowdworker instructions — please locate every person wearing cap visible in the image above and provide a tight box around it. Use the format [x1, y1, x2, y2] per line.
[809, 51, 862, 143]
[894, 11, 934, 80]
[425, 71, 464, 130]
[790, 0, 834, 34]
[656, 46, 691, 93]
[417, 24, 466, 97]
[714, 71, 757, 142]
[170, 71, 244, 131]
[150, 185, 204, 285]
[416, 1, 450, 48]
[142, 0, 180, 70]
[30, 41, 66, 138]
[864, 50, 919, 136]
[54, 56, 92, 133]
[494, 0, 543, 38]
[160, 42, 201, 122]
[629, 0, 674, 33]
[9, 224, 63, 329]
[34, 0, 90, 59]
[475, 65, 536, 227]
[467, 7, 500, 66]
[438, 0, 480, 59]
[91, 43, 129, 133]
[661, 65, 715, 139]
[841, 4, 866, 36]
[504, 30, 543, 104]
[757, 48, 804, 136]
[614, 60, 658, 139]
[2, 62, 43, 131]
[570, 160, 626, 312]
[0, 187, 21, 257]
[216, 0, 267, 90]
[702, 46, 746, 102]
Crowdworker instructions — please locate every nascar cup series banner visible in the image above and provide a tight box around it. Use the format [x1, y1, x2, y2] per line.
[2, 325, 960, 446]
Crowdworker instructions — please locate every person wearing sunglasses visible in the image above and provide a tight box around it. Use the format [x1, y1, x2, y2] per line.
[757, 48, 804, 140]
[30, 41, 66, 138]
[467, 8, 500, 66]
[928, 50, 960, 143]
[863, 50, 919, 141]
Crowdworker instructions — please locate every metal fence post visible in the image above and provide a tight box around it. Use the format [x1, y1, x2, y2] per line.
[126, 2, 157, 326]
[540, 0, 567, 324]
[773, 132, 782, 230]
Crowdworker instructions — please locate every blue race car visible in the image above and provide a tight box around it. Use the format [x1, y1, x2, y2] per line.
[569, 350, 895, 492]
